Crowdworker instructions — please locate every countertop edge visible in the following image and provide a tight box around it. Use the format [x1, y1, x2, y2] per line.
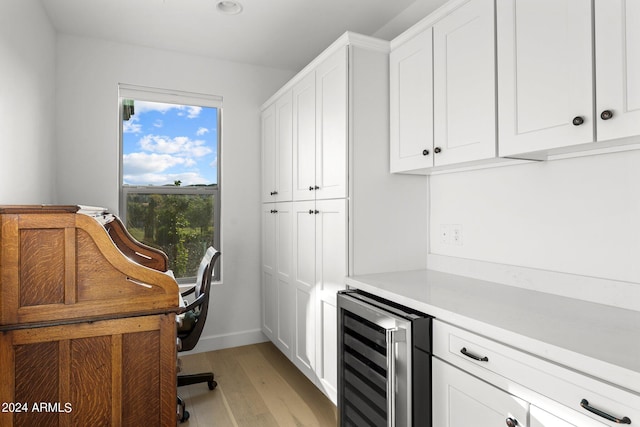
[345, 271, 640, 396]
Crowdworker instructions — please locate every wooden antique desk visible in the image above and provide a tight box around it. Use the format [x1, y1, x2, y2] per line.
[0, 205, 180, 426]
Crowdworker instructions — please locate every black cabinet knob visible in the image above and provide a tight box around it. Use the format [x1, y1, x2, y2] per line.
[434, 147, 442, 154]
[572, 116, 584, 126]
[270, 191, 278, 196]
[600, 110, 613, 120]
[308, 209, 314, 214]
[422, 149, 430, 156]
[505, 418, 518, 427]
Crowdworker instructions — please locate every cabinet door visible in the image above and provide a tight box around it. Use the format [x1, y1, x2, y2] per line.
[497, 0, 593, 156]
[261, 205, 277, 339]
[595, 0, 640, 141]
[293, 72, 316, 201]
[291, 201, 316, 380]
[433, 0, 496, 165]
[274, 203, 293, 357]
[530, 405, 607, 427]
[314, 199, 347, 404]
[261, 104, 276, 202]
[316, 47, 348, 200]
[433, 358, 529, 427]
[390, 29, 434, 172]
[275, 92, 293, 202]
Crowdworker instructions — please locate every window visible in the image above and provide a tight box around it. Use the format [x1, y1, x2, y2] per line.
[119, 84, 221, 281]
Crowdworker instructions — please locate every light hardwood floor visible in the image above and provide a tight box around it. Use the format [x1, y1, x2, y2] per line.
[178, 342, 338, 427]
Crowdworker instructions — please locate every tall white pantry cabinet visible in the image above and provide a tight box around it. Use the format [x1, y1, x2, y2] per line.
[260, 32, 428, 403]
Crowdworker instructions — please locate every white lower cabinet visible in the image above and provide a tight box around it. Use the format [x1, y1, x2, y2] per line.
[291, 199, 346, 401]
[261, 203, 293, 358]
[433, 320, 637, 427]
[530, 405, 587, 427]
[433, 358, 528, 427]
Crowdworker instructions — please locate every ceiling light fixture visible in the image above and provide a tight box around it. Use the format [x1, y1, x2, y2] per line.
[216, 1, 243, 15]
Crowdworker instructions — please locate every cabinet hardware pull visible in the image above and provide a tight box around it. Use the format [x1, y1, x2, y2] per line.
[572, 116, 584, 126]
[314, 210, 319, 214]
[422, 149, 430, 156]
[315, 185, 320, 190]
[505, 418, 518, 427]
[270, 191, 278, 195]
[600, 110, 614, 120]
[580, 399, 631, 424]
[434, 147, 442, 154]
[460, 347, 489, 362]
[309, 186, 314, 191]
[270, 210, 278, 214]
[308, 209, 314, 214]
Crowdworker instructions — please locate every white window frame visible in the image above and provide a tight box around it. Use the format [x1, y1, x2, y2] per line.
[118, 83, 222, 283]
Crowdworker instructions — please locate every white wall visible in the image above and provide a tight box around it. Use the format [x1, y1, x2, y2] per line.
[55, 34, 294, 351]
[429, 149, 640, 310]
[373, 0, 448, 40]
[0, 0, 56, 204]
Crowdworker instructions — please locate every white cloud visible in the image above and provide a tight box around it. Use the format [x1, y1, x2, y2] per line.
[139, 134, 212, 158]
[187, 106, 202, 118]
[123, 152, 188, 175]
[123, 116, 142, 134]
[196, 127, 209, 136]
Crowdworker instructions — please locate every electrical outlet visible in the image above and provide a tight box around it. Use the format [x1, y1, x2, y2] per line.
[440, 224, 451, 244]
[451, 224, 462, 246]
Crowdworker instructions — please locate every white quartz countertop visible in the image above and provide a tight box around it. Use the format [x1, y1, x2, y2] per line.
[345, 269, 640, 395]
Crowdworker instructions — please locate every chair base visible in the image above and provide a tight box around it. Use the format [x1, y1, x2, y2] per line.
[177, 396, 190, 423]
[177, 372, 216, 423]
[178, 372, 217, 390]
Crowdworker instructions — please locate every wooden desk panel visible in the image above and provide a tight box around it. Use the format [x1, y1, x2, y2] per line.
[0, 314, 177, 427]
[0, 205, 180, 426]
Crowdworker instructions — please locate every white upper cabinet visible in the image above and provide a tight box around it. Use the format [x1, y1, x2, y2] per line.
[261, 104, 276, 201]
[315, 47, 348, 201]
[292, 47, 348, 201]
[390, 29, 434, 172]
[262, 91, 293, 202]
[497, 0, 594, 157]
[292, 72, 316, 201]
[595, 0, 640, 141]
[390, 0, 496, 173]
[433, 0, 496, 166]
[498, 0, 640, 157]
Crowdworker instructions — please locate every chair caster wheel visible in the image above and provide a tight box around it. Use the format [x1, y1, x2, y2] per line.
[180, 410, 190, 423]
[208, 380, 217, 390]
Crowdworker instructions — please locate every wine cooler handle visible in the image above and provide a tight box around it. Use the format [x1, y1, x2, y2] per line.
[386, 328, 406, 427]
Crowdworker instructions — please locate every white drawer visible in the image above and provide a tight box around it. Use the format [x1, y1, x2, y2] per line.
[433, 320, 640, 426]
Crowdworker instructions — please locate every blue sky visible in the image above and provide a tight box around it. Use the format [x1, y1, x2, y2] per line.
[122, 100, 218, 186]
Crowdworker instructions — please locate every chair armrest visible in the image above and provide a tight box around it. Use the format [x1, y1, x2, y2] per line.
[181, 286, 196, 297]
[179, 293, 206, 314]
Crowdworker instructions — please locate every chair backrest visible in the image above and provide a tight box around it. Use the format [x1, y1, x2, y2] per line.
[179, 246, 220, 352]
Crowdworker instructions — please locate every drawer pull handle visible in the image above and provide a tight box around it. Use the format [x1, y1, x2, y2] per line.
[580, 399, 631, 424]
[460, 347, 488, 362]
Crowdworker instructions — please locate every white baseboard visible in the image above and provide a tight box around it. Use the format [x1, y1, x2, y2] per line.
[181, 328, 269, 355]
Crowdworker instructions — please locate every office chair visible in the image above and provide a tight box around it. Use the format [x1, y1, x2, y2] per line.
[176, 246, 221, 423]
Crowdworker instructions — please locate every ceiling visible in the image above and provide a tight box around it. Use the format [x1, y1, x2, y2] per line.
[39, 0, 445, 72]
